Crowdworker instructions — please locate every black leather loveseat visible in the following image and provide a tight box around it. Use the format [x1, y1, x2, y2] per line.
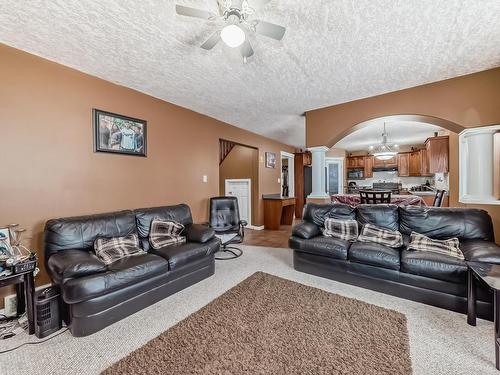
[44, 204, 219, 336]
[290, 203, 500, 320]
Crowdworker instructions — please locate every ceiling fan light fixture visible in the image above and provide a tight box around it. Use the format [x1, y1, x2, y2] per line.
[220, 24, 245, 47]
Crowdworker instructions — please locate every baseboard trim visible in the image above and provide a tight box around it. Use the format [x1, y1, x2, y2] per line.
[247, 225, 264, 230]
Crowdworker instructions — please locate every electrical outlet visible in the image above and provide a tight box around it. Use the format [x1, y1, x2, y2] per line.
[4, 294, 17, 317]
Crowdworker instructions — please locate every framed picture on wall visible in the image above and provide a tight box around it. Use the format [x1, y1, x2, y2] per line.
[265, 152, 276, 168]
[93, 109, 147, 157]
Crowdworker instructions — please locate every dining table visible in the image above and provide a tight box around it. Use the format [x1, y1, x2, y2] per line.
[331, 194, 427, 207]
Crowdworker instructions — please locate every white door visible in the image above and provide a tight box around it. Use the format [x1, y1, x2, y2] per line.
[225, 179, 251, 225]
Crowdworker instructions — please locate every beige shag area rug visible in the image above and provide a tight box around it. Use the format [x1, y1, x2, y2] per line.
[103, 272, 412, 375]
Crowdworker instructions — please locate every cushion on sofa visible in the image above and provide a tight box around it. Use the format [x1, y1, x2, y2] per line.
[47, 249, 107, 283]
[349, 242, 401, 270]
[408, 232, 463, 259]
[322, 218, 358, 241]
[288, 236, 350, 260]
[303, 203, 356, 227]
[44, 210, 137, 260]
[150, 238, 219, 270]
[94, 234, 145, 265]
[292, 221, 321, 239]
[400, 249, 467, 284]
[134, 204, 194, 238]
[460, 240, 500, 264]
[356, 204, 399, 231]
[357, 224, 403, 248]
[399, 206, 494, 241]
[149, 219, 186, 250]
[61, 253, 169, 304]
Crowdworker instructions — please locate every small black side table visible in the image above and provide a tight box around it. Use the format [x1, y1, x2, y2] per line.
[0, 269, 35, 334]
[467, 261, 500, 370]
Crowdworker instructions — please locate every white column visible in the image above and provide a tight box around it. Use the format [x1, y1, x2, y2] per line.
[307, 146, 330, 199]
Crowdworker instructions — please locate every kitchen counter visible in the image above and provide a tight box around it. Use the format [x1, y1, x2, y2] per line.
[409, 191, 448, 196]
[262, 194, 296, 200]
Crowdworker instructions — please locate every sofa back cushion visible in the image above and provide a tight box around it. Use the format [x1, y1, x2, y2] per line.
[134, 205, 193, 251]
[44, 210, 136, 262]
[356, 204, 399, 231]
[399, 206, 494, 241]
[303, 203, 356, 227]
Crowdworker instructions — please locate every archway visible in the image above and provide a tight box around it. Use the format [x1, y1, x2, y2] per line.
[327, 114, 465, 149]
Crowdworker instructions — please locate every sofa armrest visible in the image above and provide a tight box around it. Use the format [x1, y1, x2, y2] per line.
[292, 222, 321, 239]
[47, 250, 107, 282]
[460, 240, 500, 264]
[185, 224, 215, 243]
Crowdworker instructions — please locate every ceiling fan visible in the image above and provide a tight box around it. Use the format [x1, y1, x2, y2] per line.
[175, 0, 286, 61]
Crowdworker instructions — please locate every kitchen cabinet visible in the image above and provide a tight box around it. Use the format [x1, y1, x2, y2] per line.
[397, 152, 410, 177]
[409, 151, 422, 176]
[346, 156, 365, 169]
[420, 148, 432, 176]
[426, 136, 449, 173]
[364, 156, 373, 178]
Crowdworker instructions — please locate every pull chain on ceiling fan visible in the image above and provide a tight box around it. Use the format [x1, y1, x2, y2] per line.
[175, 0, 286, 61]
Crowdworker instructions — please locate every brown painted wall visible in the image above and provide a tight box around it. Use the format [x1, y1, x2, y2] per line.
[219, 145, 259, 225]
[0, 44, 293, 300]
[306, 68, 500, 243]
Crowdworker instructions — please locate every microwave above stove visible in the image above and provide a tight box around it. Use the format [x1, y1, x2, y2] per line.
[347, 168, 364, 179]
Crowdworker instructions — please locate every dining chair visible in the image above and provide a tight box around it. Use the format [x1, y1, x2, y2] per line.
[432, 190, 446, 207]
[359, 190, 392, 204]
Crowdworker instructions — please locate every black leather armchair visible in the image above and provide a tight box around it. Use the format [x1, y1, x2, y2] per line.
[209, 196, 247, 259]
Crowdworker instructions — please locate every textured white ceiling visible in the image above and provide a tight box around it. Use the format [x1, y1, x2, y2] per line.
[334, 121, 442, 151]
[1, 1, 500, 147]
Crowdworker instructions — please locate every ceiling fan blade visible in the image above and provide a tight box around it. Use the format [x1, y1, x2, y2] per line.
[201, 31, 221, 50]
[175, 5, 213, 19]
[255, 20, 286, 40]
[240, 39, 254, 59]
[250, 0, 271, 9]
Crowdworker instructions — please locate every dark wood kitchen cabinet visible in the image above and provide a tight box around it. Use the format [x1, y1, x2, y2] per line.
[409, 151, 422, 176]
[364, 156, 374, 178]
[397, 152, 410, 177]
[426, 136, 449, 173]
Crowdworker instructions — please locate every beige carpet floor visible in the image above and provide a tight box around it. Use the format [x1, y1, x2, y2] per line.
[103, 272, 412, 375]
[0, 245, 496, 374]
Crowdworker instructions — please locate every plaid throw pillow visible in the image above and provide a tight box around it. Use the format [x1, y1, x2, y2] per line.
[323, 218, 358, 241]
[149, 219, 186, 250]
[408, 232, 464, 259]
[357, 224, 403, 248]
[94, 233, 144, 265]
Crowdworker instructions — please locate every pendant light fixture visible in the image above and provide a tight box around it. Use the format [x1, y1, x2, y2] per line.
[369, 123, 399, 161]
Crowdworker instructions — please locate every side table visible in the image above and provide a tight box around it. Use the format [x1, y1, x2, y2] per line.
[467, 261, 500, 371]
[0, 269, 35, 334]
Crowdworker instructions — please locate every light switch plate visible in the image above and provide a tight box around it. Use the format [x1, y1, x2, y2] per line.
[202, 175, 208, 183]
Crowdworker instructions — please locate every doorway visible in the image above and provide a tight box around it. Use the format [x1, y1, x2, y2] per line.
[280, 151, 295, 197]
[219, 140, 259, 227]
[224, 179, 251, 225]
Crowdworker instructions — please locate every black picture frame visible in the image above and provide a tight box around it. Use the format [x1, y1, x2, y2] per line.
[93, 109, 147, 157]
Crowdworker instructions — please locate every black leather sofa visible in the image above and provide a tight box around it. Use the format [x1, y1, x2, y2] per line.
[44, 204, 220, 337]
[290, 203, 500, 320]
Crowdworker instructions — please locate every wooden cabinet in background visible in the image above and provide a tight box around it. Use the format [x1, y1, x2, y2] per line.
[364, 156, 373, 178]
[420, 148, 432, 176]
[409, 151, 422, 176]
[426, 136, 449, 173]
[294, 152, 311, 218]
[346, 156, 365, 169]
[397, 152, 410, 177]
